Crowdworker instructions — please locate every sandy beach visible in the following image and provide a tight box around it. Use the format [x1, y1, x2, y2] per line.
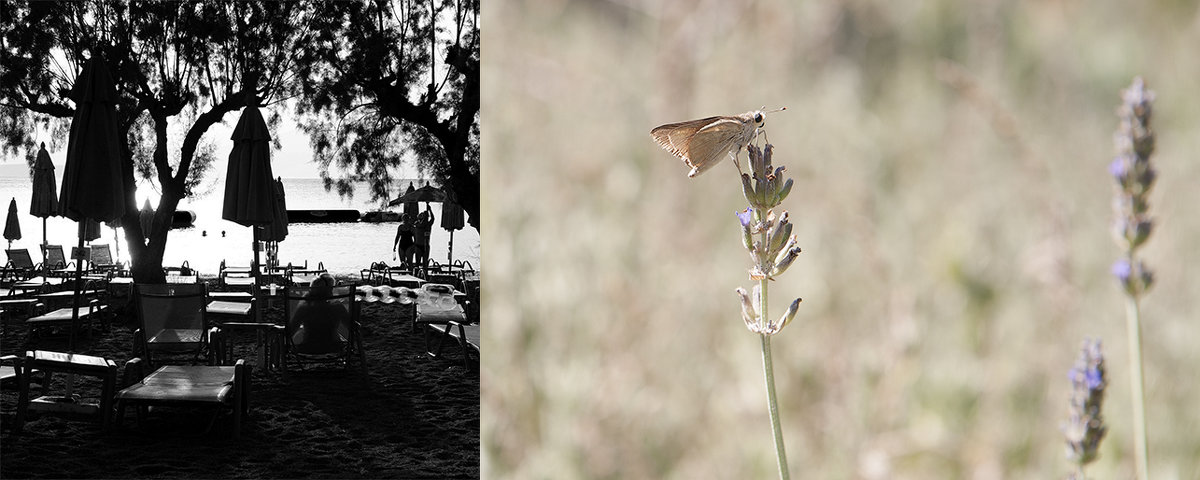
[0, 278, 479, 479]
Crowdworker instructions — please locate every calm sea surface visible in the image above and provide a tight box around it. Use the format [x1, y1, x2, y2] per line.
[0, 177, 479, 276]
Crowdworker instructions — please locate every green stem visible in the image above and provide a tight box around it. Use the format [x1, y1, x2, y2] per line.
[757, 213, 789, 480]
[1125, 291, 1149, 480]
[761, 332, 790, 480]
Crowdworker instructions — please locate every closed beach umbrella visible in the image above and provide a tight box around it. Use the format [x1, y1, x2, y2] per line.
[29, 143, 59, 248]
[59, 54, 126, 350]
[399, 183, 417, 217]
[4, 198, 21, 249]
[221, 91, 277, 301]
[441, 198, 465, 265]
[261, 177, 288, 243]
[83, 218, 102, 243]
[106, 216, 122, 265]
[139, 198, 154, 239]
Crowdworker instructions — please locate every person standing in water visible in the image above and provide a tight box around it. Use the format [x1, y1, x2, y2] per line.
[393, 212, 417, 267]
[414, 204, 436, 271]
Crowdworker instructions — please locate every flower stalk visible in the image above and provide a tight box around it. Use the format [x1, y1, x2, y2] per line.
[1110, 77, 1155, 480]
[734, 144, 799, 479]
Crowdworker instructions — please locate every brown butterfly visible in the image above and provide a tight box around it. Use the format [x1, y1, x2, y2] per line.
[650, 107, 785, 178]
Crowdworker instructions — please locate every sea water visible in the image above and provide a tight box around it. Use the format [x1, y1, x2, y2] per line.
[0, 177, 480, 276]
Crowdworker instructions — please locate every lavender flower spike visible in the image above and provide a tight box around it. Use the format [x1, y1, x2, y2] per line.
[1064, 338, 1107, 469]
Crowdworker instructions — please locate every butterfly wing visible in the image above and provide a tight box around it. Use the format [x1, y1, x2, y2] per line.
[681, 118, 751, 177]
[650, 116, 722, 159]
[651, 116, 751, 177]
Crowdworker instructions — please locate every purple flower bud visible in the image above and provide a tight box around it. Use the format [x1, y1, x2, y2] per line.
[1109, 156, 1130, 184]
[1065, 338, 1106, 466]
[736, 207, 754, 228]
[1112, 259, 1132, 284]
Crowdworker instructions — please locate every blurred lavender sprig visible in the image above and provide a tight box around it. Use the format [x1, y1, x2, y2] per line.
[1110, 77, 1155, 480]
[1110, 76, 1156, 295]
[732, 143, 799, 479]
[1064, 338, 1107, 478]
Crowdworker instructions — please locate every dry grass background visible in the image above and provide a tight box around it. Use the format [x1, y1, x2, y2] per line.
[480, 0, 1200, 478]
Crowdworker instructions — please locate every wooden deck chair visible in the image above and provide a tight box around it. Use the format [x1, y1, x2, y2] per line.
[280, 284, 366, 374]
[132, 283, 212, 368]
[114, 357, 250, 438]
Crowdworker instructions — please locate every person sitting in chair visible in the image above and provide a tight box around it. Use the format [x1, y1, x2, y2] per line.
[288, 274, 350, 354]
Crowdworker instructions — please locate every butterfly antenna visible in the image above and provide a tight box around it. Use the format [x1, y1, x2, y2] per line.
[766, 106, 787, 114]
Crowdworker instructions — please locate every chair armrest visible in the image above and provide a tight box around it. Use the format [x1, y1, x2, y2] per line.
[121, 357, 145, 387]
[132, 328, 146, 358]
[208, 326, 223, 365]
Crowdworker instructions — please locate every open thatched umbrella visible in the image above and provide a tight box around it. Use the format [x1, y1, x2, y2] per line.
[29, 143, 59, 251]
[4, 198, 20, 250]
[59, 54, 126, 351]
[221, 90, 278, 315]
[389, 183, 446, 205]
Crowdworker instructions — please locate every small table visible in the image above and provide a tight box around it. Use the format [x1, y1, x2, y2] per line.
[387, 273, 426, 288]
[222, 276, 255, 290]
[14, 350, 118, 432]
[210, 291, 252, 301]
[207, 300, 253, 318]
[213, 322, 283, 374]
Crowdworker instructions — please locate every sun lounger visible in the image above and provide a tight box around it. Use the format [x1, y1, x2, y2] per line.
[286, 262, 327, 286]
[426, 321, 479, 369]
[87, 244, 126, 277]
[39, 245, 74, 276]
[114, 357, 250, 438]
[25, 303, 108, 343]
[2, 249, 40, 282]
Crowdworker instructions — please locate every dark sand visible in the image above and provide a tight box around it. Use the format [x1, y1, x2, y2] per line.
[0, 280, 479, 479]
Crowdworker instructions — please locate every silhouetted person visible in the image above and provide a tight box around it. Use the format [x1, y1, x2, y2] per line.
[288, 274, 350, 354]
[393, 212, 417, 267]
[415, 204, 435, 271]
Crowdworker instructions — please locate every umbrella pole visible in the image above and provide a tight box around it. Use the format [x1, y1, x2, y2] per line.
[448, 230, 454, 265]
[253, 228, 263, 323]
[42, 218, 48, 275]
[69, 221, 85, 352]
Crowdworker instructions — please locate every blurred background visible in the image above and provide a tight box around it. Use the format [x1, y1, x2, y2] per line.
[481, 0, 1200, 478]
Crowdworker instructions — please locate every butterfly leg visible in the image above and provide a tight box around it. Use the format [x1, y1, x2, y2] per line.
[731, 148, 745, 176]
